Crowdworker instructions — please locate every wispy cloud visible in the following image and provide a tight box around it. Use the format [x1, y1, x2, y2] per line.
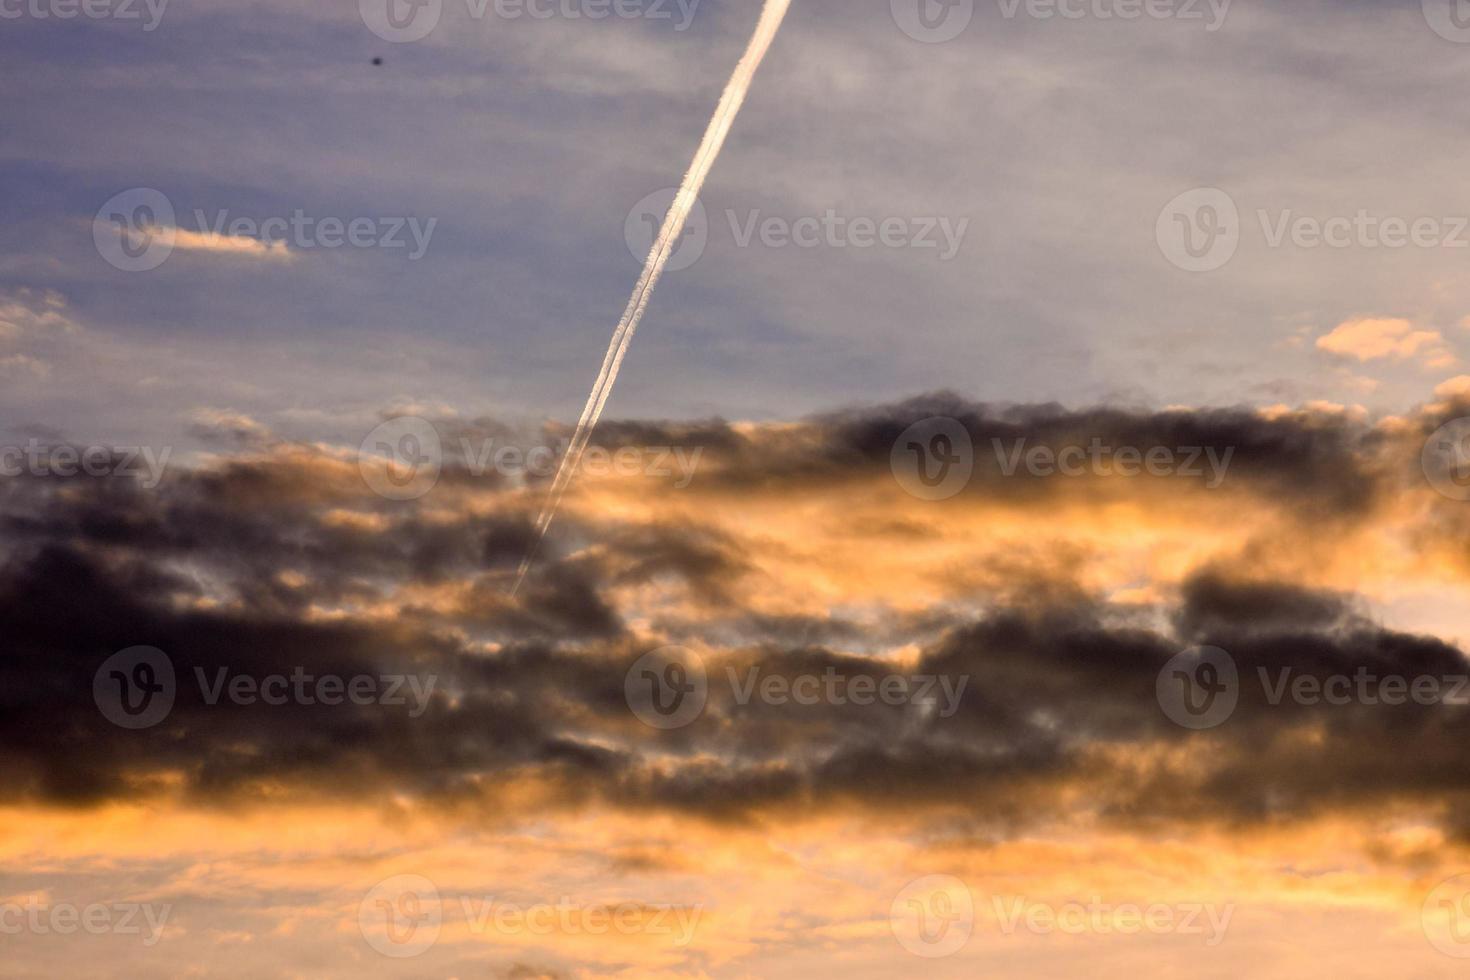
[168, 228, 292, 260]
[1316, 317, 1457, 369]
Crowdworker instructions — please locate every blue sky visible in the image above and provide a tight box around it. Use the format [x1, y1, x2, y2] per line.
[5, 0, 1470, 454]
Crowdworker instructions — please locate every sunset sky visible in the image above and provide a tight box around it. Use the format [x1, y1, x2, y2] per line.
[7, 0, 1470, 976]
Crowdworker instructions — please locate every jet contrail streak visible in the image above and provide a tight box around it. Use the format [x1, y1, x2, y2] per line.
[513, 0, 792, 596]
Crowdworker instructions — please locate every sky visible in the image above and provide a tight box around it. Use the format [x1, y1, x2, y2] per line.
[8, 0, 1470, 976]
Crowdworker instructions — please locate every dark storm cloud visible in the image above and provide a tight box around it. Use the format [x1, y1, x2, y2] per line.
[1, 397, 1468, 842]
[543, 392, 1389, 519]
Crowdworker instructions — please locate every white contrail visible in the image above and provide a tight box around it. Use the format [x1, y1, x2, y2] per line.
[513, 0, 792, 596]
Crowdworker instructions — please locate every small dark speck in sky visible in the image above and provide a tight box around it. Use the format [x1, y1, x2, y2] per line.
[372, 57, 383, 66]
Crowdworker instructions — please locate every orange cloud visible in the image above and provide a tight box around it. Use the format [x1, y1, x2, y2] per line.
[1317, 317, 1456, 369]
